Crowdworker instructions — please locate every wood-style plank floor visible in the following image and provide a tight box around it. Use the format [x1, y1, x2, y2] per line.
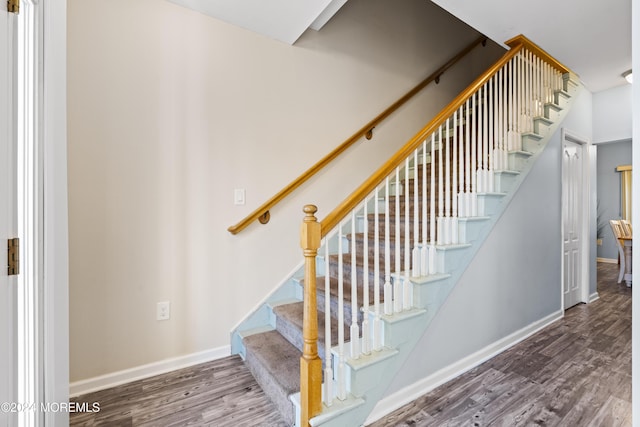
[71, 263, 631, 426]
[70, 355, 287, 426]
[371, 262, 632, 427]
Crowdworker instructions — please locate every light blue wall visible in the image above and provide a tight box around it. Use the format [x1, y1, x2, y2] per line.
[382, 87, 594, 398]
[593, 84, 632, 143]
[597, 140, 632, 260]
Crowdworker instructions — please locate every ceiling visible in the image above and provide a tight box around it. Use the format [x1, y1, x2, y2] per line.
[165, 0, 348, 45]
[166, 0, 631, 93]
[431, 0, 632, 93]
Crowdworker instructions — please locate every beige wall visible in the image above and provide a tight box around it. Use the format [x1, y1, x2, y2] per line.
[68, 0, 503, 382]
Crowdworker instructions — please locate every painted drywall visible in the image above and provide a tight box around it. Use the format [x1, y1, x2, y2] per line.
[382, 88, 594, 397]
[67, 0, 503, 381]
[597, 140, 632, 260]
[593, 84, 632, 143]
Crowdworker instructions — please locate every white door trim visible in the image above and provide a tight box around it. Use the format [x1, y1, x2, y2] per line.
[560, 128, 591, 310]
[42, 0, 69, 424]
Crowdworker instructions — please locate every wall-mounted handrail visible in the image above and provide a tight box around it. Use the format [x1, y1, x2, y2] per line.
[319, 34, 573, 235]
[227, 35, 488, 235]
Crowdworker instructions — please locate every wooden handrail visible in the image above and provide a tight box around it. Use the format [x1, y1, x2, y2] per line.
[320, 34, 574, 235]
[505, 35, 570, 74]
[227, 35, 488, 235]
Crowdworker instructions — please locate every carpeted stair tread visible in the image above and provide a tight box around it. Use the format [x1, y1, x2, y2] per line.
[273, 302, 351, 358]
[243, 330, 300, 425]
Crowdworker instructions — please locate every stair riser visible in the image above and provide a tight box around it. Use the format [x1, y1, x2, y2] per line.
[508, 151, 532, 171]
[274, 314, 341, 367]
[316, 288, 366, 327]
[360, 220, 430, 240]
[349, 234, 423, 258]
[329, 255, 409, 285]
[534, 117, 553, 136]
[494, 172, 519, 193]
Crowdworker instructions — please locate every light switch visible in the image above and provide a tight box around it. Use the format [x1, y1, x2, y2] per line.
[234, 189, 246, 205]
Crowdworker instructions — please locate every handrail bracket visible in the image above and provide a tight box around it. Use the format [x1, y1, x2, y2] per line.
[258, 211, 271, 225]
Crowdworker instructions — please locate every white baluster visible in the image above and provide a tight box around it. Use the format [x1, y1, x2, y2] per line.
[508, 58, 514, 151]
[536, 55, 541, 117]
[532, 54, 537, 118]
[527, 50, 533, 131]
[404, 159, 411, 310]
[503, 65, 508, 168]
[421, 139, 429, 275]
[394, 168, 402, 314]
[412, 148, 421, 278]
[350, 212, 360, 360]
[496, 68, 503, 171]
[444, 118, 451, 244]
[337, 222, 346, 400]
[362, 199, 370, 355]
[518, 52, 524, 136]
[384, 177, 393, 316]
[477, 85, 483, 192]
[524, 50, 529, 132]
[373, 185, 382, 351]
[437, 125, 444, 245]
[471, 93, 478, 216]
[323, 241, 333, 406]
[458, 104, 465, 218]
[429, 133, 437, 272]
[481, 83, 487, 193]
[487, 77, 495, 193]
[451, 111, 459, 244]
[463, 98, 471, 218]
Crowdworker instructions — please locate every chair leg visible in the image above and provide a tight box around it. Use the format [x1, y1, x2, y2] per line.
[618, 247, 626, 283]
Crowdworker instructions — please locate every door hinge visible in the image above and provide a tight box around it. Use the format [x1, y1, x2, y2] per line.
[7, 0, 19, 14]
[8, 238, 19, 276]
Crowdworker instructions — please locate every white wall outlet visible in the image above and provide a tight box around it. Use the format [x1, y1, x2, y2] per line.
[234, 189, 246, 205]
[157, 301, 170, 321]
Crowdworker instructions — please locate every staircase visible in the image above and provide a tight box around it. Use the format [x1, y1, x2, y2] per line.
[231, 36, 581, 426]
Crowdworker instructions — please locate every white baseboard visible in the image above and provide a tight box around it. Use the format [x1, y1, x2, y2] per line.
[365, 310, 563, 425]
[597, 257, 618, 264]
[589, 292, 600, 303]
[69, 345, 231, 398]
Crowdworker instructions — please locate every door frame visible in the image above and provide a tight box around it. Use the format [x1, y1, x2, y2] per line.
[1, 4, 18, 426]
[41, 0, 69, 424]
[560, 128, 593, 310]
[16, 0, 69, 424]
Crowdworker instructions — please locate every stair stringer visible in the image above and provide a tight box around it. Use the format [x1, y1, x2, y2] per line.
[293, 78, 583, 427]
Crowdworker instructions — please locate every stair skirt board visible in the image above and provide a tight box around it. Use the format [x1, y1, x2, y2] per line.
[69, 345, 231, 398]
[231, 76, 581, 426]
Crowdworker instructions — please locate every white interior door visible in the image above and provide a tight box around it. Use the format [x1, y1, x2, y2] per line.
[562, 138, 584, 309]
[0, 4, 17, 426]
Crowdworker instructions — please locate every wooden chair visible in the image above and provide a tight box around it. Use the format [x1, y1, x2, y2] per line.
[610, 219, 632, 285]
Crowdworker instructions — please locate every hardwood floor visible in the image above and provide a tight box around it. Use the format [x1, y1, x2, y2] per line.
[69, 355, 287, 426]
[70, 263, 630, 426]
[371, 262, 632, 426]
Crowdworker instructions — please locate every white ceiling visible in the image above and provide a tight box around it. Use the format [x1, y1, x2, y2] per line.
[166, 0, 631, 93]
[165, 0, 348, 45]
[431, 0, 632, 93]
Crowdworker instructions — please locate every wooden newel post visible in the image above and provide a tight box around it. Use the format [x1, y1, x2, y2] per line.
[300, 205, 323, 427]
